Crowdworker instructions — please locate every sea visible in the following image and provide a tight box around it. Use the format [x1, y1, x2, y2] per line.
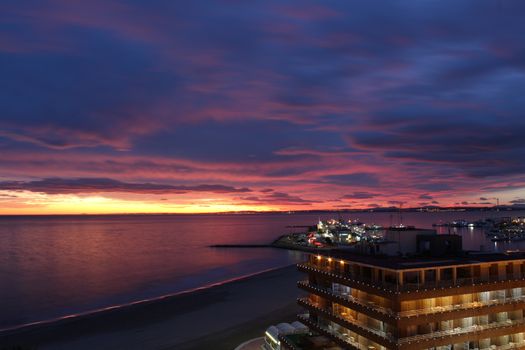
[1, 210, 524, 331]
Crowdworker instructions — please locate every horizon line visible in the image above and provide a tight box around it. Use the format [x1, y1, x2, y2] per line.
[0, 205, 521, 217]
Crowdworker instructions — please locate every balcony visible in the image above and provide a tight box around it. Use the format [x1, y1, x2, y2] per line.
[400, 295, 525, 318]
[298, 297, 525, 347]
[297, 263, 397, 295]
[297, 313, 375, 350]
[300, 280, 525, 321]
[299, 312, 525, 350]
[400, 318, 525, 344]
[479, 341, 525, 350]
[298, 297, 396, 347]
[298, 281, 396, 319]
[299, 263, 525, 294]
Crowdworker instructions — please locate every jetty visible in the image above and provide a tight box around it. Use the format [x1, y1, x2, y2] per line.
[209, 244, 272, 248]
[209, 234, 330, 253]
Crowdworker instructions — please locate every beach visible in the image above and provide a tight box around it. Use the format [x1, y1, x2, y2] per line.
[0, 265, 304, 350]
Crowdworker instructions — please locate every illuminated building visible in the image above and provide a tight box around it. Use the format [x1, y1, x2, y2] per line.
[282, 228, 525, 350]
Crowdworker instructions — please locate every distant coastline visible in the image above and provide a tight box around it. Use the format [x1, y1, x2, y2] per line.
[0, 205, 523, 217]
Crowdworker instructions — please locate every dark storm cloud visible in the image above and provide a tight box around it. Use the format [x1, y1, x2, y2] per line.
[0, 178, 251, 195]
[350, 112, 525, 178]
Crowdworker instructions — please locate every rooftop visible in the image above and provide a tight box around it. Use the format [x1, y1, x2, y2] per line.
[320, 248, 525, 270]
[280, 333, 342, 350]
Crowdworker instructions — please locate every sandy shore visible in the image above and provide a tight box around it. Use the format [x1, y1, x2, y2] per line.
[0, 265, 304, 350]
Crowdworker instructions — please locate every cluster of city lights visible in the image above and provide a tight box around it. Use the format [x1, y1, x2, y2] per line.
[316, 255, 345, 265]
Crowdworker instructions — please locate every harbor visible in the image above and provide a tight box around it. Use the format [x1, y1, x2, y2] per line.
[211, 215, 525, 254]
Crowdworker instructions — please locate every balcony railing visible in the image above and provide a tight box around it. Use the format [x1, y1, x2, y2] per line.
[297, 313, 375, 350]
[298, 281, 396, 318]
[300, 280, 525, 319]
[479, 340, 525, 350]
[400, 295, 525, 318]
[298, 298, 396, 344]
[299, 297, 525, 346]
[297, 263, 397, 294]
[400, 318, 525, 344]
[299, 263, 525, 293]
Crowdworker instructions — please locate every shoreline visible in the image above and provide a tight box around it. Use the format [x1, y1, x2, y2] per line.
[0, 264, 304, 349]
[0, 264, 294, 335]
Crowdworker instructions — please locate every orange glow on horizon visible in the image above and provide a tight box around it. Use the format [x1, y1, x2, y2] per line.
[0, 189, 520, 215]
[0, 191, 276, 215]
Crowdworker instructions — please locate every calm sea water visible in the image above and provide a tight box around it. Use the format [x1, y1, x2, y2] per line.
[1, 210, 524, 330]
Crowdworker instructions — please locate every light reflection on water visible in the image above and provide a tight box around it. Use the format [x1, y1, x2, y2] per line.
[0, 210, 523, 329]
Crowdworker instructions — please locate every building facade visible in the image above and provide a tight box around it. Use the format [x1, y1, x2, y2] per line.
[289, 250, 525, 350]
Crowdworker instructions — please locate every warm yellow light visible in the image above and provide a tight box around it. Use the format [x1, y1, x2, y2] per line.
[328, 257, 332, 262]
[316, 255, 321, 260]
[340, 260, 345, 265]
[0, 191, 276, 215]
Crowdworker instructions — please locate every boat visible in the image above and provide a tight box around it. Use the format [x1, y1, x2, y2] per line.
[491, 234, 509, 242]
[432, 220, 471, 227]
[470, 220, 488, 227]
[450, 220, 469, 227]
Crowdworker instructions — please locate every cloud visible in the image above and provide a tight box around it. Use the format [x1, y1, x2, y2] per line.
[388, 200, 405, 206]
[321, 173, 379, 187]
[349, 113, 525, 179]
[0, 178, 251, 195]
[1, 0, 525, 212]
[415, 183, 453, 192]
[240, 191, 315, 205]
[341, 192, 378, 199]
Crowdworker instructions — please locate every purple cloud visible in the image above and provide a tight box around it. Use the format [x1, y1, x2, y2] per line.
[340, 192, 378, 199]
[0, 0, 524, 211]
[0, 178, 251, 195]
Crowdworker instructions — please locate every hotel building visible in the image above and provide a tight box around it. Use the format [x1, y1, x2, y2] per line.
[281, 228, 525, 350]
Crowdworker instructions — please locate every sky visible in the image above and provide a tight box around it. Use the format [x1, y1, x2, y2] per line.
[1, 0, 525, 214]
